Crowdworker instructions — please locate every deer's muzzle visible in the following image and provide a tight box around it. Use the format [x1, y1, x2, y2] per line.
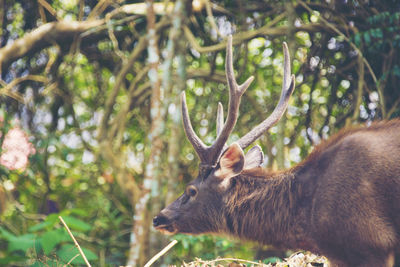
[153, 213, 177, 235]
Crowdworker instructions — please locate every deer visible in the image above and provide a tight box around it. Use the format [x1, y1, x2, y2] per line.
[153, 35, 400, 267]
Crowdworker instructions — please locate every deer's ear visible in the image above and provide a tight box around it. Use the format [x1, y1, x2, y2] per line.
[215, 143, 245, 179]
[244, 145, 264, 170]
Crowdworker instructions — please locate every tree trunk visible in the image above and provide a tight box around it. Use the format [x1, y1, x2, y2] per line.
[127, 0, 164, 265]
[165, 0, 187, 205]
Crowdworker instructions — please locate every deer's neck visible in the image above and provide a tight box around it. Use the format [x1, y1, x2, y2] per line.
[224, 167, 314, 250]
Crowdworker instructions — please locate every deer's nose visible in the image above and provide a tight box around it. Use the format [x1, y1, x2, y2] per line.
[153, 214, 170, 227]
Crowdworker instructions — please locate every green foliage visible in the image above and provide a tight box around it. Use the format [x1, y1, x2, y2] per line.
[0, 227, 37, 253]
[165, 234, 258, 265]
[353, 11, 400, 51]
[263, 257, 282, 264]
[0, 212, 97, 266]
[56, 244, 98, 265]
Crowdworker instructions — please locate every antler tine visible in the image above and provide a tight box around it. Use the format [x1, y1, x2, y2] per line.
[207, 35, 254, 163]
[181, 91, 208, 162]
[216, 102, 224, 137]
[216, 102, 229, 150]
[237, 42, 295, 150]
[181, 35, 256, 165]
[282, 42, 291, 92]
[225, 36, 255, 96]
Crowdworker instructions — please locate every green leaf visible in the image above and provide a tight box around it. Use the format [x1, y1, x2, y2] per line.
[363, 32, 371, 44]
[263, 257, 282, 264]
[29, 214, 60, 232]
[40, 229, 71, 254]
[67, 208, 89, 217]
[393, 65, 400, 77]
[370, 29, 377, 38]
[0, 255, 27, 265]
[29, 221, 53, 232]
[60, 216, 92, 232]
[376, 28, 383, 39]
[8, 233, 37, 253]
[367, 16, 374, 24]
[57, 244, 98, 264]
[0, 226, 16, 240]
[354, 33, 361, 47]
[30, 259, 60, 267]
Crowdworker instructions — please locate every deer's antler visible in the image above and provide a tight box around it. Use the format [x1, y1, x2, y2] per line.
[181, 36, 294, 166]
[237, 42, 295, 150]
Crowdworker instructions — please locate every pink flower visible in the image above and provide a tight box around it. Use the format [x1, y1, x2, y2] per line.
[0, 127, 36, 171]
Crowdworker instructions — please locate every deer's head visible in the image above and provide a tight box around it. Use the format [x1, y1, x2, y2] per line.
[153, 36, 295, 235]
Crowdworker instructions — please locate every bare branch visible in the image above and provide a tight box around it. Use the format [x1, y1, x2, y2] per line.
[183, 14, 330, 54]
[38, 0, 58, 19]
[351, 55, 365, 122]
[0, 75, 48, 102]
[59, 216, 91, 267]
[298, 0, 383, 116]
[98, 36, 147, 140]
[144, 240, 178, 267]
[98, 16, 170, 140]
[0, 20, 104, 74]
[205, 0, 221, 39]
[87, 0, 113, 20]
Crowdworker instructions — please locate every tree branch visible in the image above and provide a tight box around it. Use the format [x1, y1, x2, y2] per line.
[183, 14, 330, 54]
[0, 20, 104, 74]
[38, 0, 58, 20]
[298, 1, 382, 115]
[351, 54, 365, 122]
[98, 16, 170, 141]
[0, 75, 48, 102]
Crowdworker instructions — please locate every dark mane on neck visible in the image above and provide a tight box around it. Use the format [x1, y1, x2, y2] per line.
[241, 167, 282, 178]
[224, 169, 300, 246]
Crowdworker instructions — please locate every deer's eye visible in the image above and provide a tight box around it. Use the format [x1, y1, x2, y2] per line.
[186, 185, 198, 197]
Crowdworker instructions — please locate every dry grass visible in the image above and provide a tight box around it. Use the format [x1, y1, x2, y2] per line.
[172, 252, 329, 267]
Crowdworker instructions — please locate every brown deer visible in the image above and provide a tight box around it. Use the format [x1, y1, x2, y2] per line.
[153, 35, 400, 267]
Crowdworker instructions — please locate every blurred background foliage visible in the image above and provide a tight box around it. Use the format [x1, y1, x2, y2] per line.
[0, 0, 399, 266]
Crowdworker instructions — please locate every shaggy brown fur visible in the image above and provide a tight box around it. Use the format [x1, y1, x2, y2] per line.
[155, 120, 400, 267]
[301, 119, 400, 166]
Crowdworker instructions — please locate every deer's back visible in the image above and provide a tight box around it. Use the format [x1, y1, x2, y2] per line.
[304, 120, 400, 264]
[313, 120, 400, 206]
